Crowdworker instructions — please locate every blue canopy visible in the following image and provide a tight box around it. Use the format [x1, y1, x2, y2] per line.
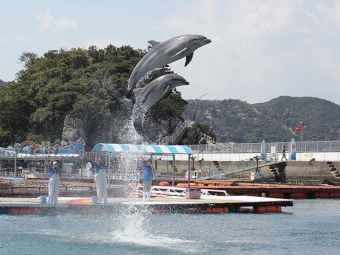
[92, 143, 193, 155]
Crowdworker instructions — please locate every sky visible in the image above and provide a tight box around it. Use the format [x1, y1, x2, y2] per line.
[1, 0, 340, 105]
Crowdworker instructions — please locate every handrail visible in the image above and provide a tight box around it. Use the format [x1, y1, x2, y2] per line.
[197, 160, 281, 180]
[171, 120, 189, 144]
[160, 120, 190, 144]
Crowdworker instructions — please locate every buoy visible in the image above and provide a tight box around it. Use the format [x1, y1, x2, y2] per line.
[246, 174, 250, 180]
[159, 181, 170, 186]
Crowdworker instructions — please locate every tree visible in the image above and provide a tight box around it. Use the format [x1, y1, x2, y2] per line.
[0, 44, 189, 147]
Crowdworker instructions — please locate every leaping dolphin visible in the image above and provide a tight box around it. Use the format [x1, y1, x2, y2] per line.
[125, 34, 211, 97]
[132, 74, 189, 139]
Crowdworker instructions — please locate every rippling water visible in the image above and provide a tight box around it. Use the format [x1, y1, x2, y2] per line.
[1, 199, 339, 255]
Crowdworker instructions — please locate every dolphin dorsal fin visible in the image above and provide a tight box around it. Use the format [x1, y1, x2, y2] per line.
[185, 53, 194, 66]
[147, 40, 161, 47]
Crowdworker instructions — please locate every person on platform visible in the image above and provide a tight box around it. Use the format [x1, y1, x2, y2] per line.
[93, 156, 108, 204]
[86, 161, 92, 177]
[48, 161, 62, 204]
[281, 145, 288, 161]
[141, 157, 155, 202]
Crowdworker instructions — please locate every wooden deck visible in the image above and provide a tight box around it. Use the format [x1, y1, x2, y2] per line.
[191, 181, 340, 199]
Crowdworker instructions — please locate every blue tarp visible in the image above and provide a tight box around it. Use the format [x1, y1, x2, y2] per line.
[92, 143, 193, 155]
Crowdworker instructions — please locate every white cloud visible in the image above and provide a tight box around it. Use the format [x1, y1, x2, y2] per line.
[157, 0, 340, 104]
[35, 10, 78, 33]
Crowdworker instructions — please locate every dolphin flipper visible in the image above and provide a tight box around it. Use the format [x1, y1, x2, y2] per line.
[173, 47, 188, 57]
[161, 85, 172, 98]
[172, 48, 194, 66]
[185, 53, 194, 66]
[162, 90, 172, 99]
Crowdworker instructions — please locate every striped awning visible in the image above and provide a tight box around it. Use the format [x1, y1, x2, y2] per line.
[0, 148, 16, 157]
[92, 143, 193, 155]
[16, 153, 81, 159]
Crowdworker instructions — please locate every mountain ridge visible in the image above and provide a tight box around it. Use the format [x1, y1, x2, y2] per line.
[184, 96, 340, 143]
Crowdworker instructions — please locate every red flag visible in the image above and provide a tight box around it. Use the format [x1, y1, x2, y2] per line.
[295, 125, 302, 132]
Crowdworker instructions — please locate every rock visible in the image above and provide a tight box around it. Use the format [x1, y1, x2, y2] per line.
[178, 121, 216, 145]
[62, 115, 85, 142]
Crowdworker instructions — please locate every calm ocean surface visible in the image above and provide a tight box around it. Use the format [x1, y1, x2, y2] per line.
[1, 199, 339, 255]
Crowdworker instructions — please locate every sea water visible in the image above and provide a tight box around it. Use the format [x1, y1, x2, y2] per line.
[1, 199, 339, 255]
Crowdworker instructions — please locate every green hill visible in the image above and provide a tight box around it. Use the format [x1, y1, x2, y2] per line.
[0, 79, 9, 87]
[184, 96, 340, 143]
[1, 45, 340, 146]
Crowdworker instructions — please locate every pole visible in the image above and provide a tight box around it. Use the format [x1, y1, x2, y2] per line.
[188, 154, 191, 187]
[14, 152, 17, 177]
[172, 154, 175, 187]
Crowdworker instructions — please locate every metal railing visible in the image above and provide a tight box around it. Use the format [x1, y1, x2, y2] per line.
[160, 120, 190, 144]
[187, 140, 340, 154]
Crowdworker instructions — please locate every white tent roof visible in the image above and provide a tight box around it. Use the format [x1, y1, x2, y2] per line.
[16, 153, 81, 159]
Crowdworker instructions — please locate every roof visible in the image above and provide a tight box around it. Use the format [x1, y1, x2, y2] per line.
[0, 147, 16, 157]
[92, 143, 193, 155]
[16, 153, 81, 159]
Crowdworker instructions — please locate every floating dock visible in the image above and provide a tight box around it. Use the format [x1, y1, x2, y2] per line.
[0, 194, 293, 215]
[192, 181, 340, 199]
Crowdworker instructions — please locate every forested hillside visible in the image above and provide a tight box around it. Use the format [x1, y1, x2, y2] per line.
[0, 46, 187, 148]
[184, 96, 340, 143]
[0, 79, 9, 87]
[2, 46, 340, 147]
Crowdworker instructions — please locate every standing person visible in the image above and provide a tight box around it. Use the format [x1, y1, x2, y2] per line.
[281, 146, 288, 161]
[48, 161, 62, 204]
[141, 158, 155, 202]
[93, 156, 108, 204]
[86, 161, 92, 177]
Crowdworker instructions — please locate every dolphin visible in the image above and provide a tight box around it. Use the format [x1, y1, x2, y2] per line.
[132, 74, 189, 138]
[125, 34, 211, 97]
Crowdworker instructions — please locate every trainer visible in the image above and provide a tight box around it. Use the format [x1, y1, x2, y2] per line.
[48, 161, 62, 204]
[93, 156, 108, 204]
[141, 158, 155, 202]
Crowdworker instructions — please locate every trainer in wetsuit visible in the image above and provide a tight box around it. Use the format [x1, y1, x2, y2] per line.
[48, 161, 62, 204]
[93, 156, 108, 204]
[141, 158, 155, 202]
